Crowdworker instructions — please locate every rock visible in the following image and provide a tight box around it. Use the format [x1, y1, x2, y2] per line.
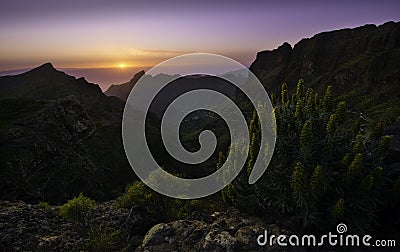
[0, 200, 157, 251]
[136, 208, 284, 252]
[202, 230, 237, 251]
[0, 201, 84, 251]
[249, 21, 400, 111]
[0, 66, 133, 204]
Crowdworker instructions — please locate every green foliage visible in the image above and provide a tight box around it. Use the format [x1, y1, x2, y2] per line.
[248, 133, 257, 173]
[295, 99, 303, 119]
[222, 79, 397, 233]
[362, 175, 375, 191]
[371, 121, 383, 140]
[216, 151, 225, 170]
[300, 120, 312, 155]
[296, 79, 305, 100]
[335, 102, 346, 123]
[116, 181, 226, 222]
[86, 225, 122, 251]
[38, 201, 51, 211]
[114, 181, 159, 211]
[310, 165, 323, 192]
[323, 85, 333, 112]
[314, 93, 320, 109]
[326, 114, 337, 136]
[281, 83, 289, 104]
[271, 93, 277, 107]
[349, 154, 363, 177]
[352, 135, 364, 154]
[59, 193, 95, 222]
[292, 162, 307, 193]
[306, 90, 315, 114]
[333, 198, 345, 219]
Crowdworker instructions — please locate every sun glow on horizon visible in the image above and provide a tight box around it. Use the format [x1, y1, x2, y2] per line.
[119, 63, 126, 69]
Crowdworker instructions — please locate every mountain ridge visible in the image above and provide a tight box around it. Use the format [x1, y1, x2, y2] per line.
[0, 65, 133, 203]
[250, 21, 400, 122]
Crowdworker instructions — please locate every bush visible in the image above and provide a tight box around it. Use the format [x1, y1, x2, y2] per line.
[223, 82, 395, 232]
[59, 193, 95, 222]
[37, 201, 51, 211]
[86, 225, 122, 251]
[115, 181, 159, 211]
[115, 181, 226, 222]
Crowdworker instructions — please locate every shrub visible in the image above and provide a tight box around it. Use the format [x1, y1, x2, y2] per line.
[86, 225, 122, 251]
[223, 81, 395, 232]
[115, 181, 226, 222]
[59, 193, 95, 222]
[37, 201, 51, 211]
[114, 181, 159, 210]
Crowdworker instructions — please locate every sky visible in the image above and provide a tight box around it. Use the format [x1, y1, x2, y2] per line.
[0, 0, 399, 90]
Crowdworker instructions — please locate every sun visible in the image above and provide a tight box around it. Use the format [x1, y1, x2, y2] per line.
[119, 63, 126, 69]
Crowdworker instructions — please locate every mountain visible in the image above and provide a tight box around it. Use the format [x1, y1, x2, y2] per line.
[105, 70, 145, 101]
[0, 63, 134, 203]
[250, 21, 400, 122]
[104, 71, 240, 105]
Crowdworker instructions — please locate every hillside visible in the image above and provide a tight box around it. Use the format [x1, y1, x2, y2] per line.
[250, 21, 400, 123]
[105, 70, 145, 101]
[0, 64, 134, 203]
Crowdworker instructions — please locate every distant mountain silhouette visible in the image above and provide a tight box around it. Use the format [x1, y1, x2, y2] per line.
[105, 72, 238, 117]
[250, 21, 400, 120]
[105, 70, 145, 101]
[0, 64, 134, 203]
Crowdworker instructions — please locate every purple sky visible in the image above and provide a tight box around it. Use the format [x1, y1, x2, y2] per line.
[0, 0, 399, 90]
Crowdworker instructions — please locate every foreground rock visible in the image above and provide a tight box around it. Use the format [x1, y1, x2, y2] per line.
[0, 200, 286, 251]
[0, 200, 156, 251]
[137, 208, 284, 252]
[0, 201, 84, 250]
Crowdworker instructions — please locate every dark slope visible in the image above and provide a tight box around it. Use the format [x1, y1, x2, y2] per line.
[250, 21, 400, 122]
[0, 64, 134, 203]
[105, 70, 145, 101]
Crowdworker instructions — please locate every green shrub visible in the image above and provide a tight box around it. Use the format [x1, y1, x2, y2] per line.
[115, 181, 159, 210]
[37, 201, 51, 211]
[86, 225, 122, 251]
[223, 82, 395, 233]
[59, 193, 95, 222]
[115, 181, 226, 222]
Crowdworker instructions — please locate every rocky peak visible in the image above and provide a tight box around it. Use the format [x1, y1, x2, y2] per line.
[250, 42, 292, 74]
[105, 70, 146, 101]
[130, 70, 145, 83]
[27, 62, 58, 74]
[250, 21, 400, 96]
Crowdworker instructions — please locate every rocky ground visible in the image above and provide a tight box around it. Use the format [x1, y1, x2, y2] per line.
[0, 200, 285, 251]
[136, 209, 285, 252]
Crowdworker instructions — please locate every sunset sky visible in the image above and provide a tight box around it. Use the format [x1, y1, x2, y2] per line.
[1, 0, 399, 90]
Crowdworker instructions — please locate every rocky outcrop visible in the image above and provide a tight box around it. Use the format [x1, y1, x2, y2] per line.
[250, 22, 400, 92]
[0, 201, 84, 251]
[0, 65, 133, 203]
[0, 96, 99, 203]
[250, 22, 400, 121]
[0, 200, 157, 251]
[0, 201, 285, 251]
[137, 208, 285, 252]
[105, 70, 145, 101]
